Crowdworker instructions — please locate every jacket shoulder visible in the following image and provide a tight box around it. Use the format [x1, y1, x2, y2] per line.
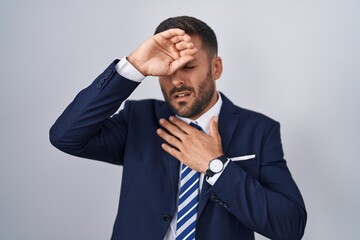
[221, 93, 278, 127]
[239, 107, 278, 126]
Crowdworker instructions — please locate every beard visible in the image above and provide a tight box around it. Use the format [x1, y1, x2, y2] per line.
[161, 68, 216, 118]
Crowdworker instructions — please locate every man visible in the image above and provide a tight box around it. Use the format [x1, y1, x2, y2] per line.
[50, 16, 306, 240]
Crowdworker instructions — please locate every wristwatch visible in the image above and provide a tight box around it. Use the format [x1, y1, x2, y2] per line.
[205, 155, 228, 178]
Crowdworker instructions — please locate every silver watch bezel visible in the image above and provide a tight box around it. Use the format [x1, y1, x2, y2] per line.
[209, 158, 224, 173]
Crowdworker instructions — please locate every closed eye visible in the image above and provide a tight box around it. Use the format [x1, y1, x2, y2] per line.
[183, 66, 196, 70]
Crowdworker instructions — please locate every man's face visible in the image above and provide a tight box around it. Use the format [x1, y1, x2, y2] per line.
[159, 35, 220, 120]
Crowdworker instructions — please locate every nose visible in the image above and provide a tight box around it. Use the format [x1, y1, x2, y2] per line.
[170, 70, 184, 87]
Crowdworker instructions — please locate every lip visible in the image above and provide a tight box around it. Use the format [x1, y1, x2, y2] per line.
[172, 91, 191, 101]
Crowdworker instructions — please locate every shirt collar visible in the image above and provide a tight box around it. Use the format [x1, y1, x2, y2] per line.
[176, 92, 223, 134]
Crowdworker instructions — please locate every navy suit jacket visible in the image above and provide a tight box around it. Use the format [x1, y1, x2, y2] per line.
[50, 60, 306, 240]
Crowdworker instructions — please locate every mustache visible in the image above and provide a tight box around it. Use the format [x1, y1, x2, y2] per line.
[169, 86, 193, 96]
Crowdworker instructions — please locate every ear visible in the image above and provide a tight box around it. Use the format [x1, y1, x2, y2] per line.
[211, 56, 223, 80]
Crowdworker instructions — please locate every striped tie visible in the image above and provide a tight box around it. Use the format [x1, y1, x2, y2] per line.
[176, 122, 202, 240]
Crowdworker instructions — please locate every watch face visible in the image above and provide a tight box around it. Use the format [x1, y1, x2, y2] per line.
[209, 159, 224, 173]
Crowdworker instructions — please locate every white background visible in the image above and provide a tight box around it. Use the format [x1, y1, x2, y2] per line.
[1, 0, 359, 239]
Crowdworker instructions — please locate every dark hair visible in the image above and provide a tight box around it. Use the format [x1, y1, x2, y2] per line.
[154, 16, 218, 57]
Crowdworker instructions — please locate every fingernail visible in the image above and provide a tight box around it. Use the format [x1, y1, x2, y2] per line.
[169, 116, 174, 121]
[159, 119, 164, 124]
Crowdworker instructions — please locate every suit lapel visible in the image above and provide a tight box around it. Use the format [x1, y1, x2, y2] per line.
[198, 179, 211, 219]
[197, 93, 241, 219]
[157, 103, 180, 214]
[218, 93, 241, 154]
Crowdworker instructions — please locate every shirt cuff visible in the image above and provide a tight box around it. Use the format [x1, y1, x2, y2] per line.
[115, 57, 145, 82]
[206, 158, 230, 185]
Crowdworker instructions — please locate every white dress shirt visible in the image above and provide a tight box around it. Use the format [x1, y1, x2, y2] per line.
[115, 58, 229, 240]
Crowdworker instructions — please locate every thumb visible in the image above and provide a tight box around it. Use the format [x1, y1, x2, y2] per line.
[209, 116, 219, 137]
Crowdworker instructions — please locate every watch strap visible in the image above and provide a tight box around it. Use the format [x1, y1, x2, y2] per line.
[205, 169, 215, 178]
[217, 155, 228, 164]
[205, 155, 227, 178]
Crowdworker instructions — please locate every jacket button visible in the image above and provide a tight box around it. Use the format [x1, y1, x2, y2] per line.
[96, 83, 102, 88]
[163, 214, 172, 222]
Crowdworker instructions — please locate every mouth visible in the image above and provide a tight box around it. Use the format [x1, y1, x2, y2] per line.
[172, 91, 191, 100]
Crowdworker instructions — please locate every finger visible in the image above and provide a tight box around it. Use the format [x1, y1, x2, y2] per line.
[209, 116, 219, 137]
[180, 47, 197, 57]
[161, 143, 182, 160]
[159, 118, 187, 139]
[175, 41, 194, 51]
[158, 28, 186, 39]
[168, 45, 181, 60]
[168, 55, 195, 74]
[169, 34, 191, 44]
[156, 128, 183, 149]
[168, 116, 197, 135]
[170, 35, 190, 44]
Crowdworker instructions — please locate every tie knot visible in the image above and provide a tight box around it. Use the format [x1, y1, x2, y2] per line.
[190, 122, 203, 131]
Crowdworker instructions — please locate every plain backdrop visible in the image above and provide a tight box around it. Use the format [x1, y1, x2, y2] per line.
[1, 0, 359, 239]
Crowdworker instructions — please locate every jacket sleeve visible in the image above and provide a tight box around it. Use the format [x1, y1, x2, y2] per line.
[49, 60, 140, 165]
[207, 122, 307, 240]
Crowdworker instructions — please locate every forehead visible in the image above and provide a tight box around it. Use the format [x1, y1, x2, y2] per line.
[190, 35, 204, 52]
[190, 35, 210, 61]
